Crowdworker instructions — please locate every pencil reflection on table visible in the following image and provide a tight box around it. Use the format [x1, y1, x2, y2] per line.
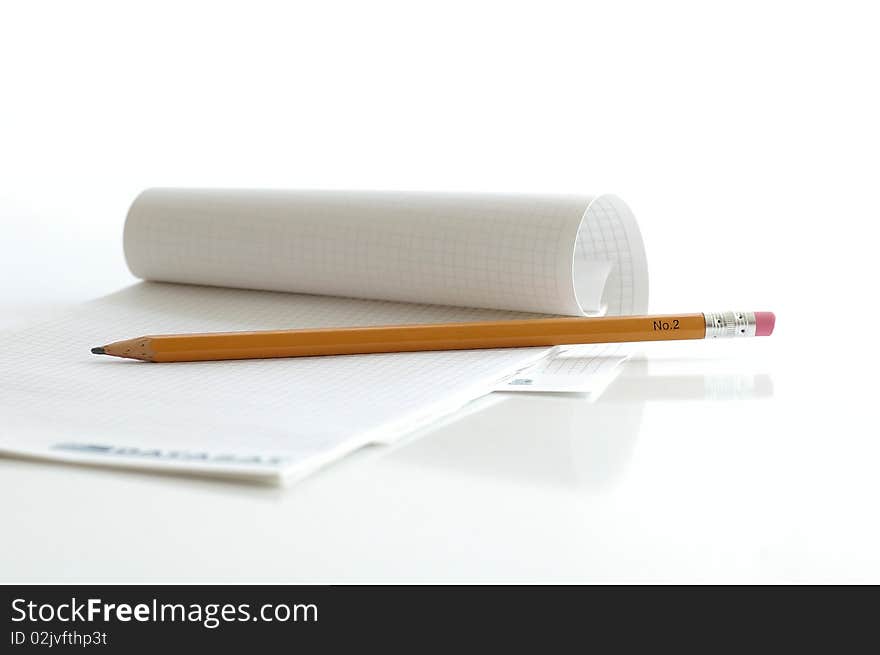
[387, 359, 774, 491]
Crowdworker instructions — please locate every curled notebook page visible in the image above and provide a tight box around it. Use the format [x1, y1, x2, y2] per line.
[0, 189, 649, 482]
[124, 189, 648, 316]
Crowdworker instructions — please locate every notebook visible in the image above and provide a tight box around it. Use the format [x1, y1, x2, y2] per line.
[0, 189, 648, 482]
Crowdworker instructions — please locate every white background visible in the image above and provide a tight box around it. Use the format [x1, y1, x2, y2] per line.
[1, 1, 878, 582]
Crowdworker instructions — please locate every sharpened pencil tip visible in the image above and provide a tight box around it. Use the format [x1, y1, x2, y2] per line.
[91, 346, 106, 355]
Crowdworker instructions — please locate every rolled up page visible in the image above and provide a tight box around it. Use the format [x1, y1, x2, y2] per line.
[124, 189, 649, 316]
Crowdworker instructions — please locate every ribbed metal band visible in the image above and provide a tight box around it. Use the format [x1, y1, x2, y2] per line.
[703, 311, 757, 338]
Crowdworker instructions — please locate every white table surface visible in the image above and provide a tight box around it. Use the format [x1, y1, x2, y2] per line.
[1, 216, 877, 584]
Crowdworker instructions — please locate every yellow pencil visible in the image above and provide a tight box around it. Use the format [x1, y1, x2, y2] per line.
[90, 311, 775, 363]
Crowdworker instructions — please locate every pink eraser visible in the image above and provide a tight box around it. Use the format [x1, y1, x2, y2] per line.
[755, 312, 775, 336]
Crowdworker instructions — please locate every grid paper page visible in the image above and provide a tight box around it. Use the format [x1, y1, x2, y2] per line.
[125, 189, 648, 317]
[0, 283, 556, 481]
[496, 344, 629, 394]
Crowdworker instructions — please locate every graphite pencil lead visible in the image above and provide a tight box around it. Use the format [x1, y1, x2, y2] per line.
[90, 346, 106, 355]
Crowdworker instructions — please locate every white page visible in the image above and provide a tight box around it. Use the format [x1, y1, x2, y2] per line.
[124, 189, 648, 316]
[0, 190, 649, 482]
[495, 344, 629, 394]
[0, 283, 556, 481]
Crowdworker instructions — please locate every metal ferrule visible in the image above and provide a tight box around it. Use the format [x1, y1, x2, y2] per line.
[703, 311, 757, 338]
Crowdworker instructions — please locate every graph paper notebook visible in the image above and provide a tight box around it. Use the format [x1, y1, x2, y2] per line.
[0, 189, 648, 482]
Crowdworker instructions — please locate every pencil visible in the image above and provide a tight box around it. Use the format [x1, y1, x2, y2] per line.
[90, 311, 774, 363]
